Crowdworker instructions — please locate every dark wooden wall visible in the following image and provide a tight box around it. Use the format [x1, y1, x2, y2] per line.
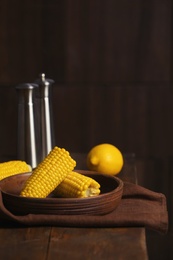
[0, 1, 173, 258]
[0, 0, 172, 156]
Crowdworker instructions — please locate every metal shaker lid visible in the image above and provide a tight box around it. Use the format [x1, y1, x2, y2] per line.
[35, 73, 54, 97]
[16, 83, 39, 104]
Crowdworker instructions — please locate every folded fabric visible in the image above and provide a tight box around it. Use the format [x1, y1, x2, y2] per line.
[0, 182, 168, 234]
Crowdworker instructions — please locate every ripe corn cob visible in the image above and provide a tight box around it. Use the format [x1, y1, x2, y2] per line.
[20, 146, 76, 198]
[53, 171, 100, 198]
[0, 160, 31, 181]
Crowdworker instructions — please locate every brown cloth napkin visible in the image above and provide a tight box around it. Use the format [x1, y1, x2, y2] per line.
[0, 182, 168, 234]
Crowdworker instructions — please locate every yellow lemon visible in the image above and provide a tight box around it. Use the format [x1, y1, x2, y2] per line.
[86, 143, 123, 175]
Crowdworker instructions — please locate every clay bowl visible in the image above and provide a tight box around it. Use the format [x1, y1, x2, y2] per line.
[0, 170, 124, 216]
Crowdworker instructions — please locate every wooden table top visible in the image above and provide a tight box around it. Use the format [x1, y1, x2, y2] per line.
[0, 226, 148, 260]
[0, 153, 149, 260]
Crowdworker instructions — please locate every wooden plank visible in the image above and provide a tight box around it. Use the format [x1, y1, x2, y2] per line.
[0, 226, 51, 259]
[47, 227, 148, 260]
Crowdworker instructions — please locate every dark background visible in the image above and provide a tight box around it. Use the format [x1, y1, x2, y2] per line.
[0, 0, 173, 259]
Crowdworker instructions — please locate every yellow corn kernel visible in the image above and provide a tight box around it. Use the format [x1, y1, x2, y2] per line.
[53, 171, 100, 198]
[20, 146, 76, 198]
[0, 160, 31, 181]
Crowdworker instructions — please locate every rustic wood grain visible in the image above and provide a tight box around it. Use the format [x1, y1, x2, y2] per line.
[0, 226, 51, 259]
[47, 227, 148, 260]
[0, 226, 148, 260]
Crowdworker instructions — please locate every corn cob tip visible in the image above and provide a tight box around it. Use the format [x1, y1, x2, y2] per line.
[0, 160, 32, 181]
[27, 165, 32, 171]
[54, 171, 101, 198]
